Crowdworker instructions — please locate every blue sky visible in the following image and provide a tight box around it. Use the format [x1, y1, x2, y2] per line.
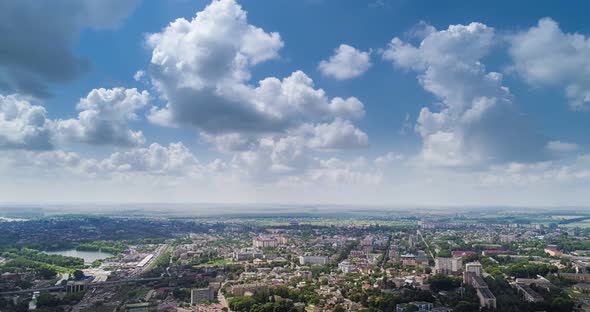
[1, 0, 589, 205]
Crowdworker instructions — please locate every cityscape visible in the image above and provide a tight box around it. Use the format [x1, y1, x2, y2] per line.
[2, 206, 590, 311]
[1, 0, 590, 311]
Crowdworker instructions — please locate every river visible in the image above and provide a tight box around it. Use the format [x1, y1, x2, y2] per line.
[43, 249, 114, 265]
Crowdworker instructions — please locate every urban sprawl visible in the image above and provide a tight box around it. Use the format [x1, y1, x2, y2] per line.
[1, 209, 590, 311]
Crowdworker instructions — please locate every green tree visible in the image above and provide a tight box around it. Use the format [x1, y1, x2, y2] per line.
[334, 304, 346, 312]
[73, 269, 85, 281]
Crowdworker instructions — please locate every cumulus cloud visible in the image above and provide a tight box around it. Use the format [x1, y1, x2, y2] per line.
[231, 136, 382, 186]
[228, 120, 369, 182]
[482, 156, 590, 187]
[302, 119, 369, 150]
[0, 141, 210, 179]
[201, 117, 368, 185]
[56, 88, 149, 147]
[146, 0, 365, 138]
[318, 44, 371, 79]
[0, 0, 139, 97]
[510, 18, 590, 110]
[142, 0, 370, 184]
[0, 94, 54, 150]
[383, 22, 547, 167]
[98, 142, 202, 175]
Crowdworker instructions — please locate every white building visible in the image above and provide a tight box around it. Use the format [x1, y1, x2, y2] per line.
[465, 261, 482, 276]
[434, 257, 462, 275]
[253, 236, 278, 248]
[234, 247, 263, 261]
[299, 256, 328, 266]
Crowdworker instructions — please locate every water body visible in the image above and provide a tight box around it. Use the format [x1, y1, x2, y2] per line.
[43, 250, 114, 265]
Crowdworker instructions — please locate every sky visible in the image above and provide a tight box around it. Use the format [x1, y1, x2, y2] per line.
[1, 0, 590, 206]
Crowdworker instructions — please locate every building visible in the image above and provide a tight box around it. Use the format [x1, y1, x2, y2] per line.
[559, 273, 590, 283]
[481, 249, 514, 256]
[338, 261, 356, 273]
[515, 283, 544, 303]
[515, 277, 551, 289]
[396, 301, 433, 311]
[66, 280, 90, 293]
[476, 285, 497, 309]
[401, 254, 416, 266]
[191, 287, 215, 304]
[299, 256, 328, 266]
[277, 235, 289, 244]
[471, 276, 496, 309]
[233, 247, 263, 261]
[253, 236, 278, 248]
[434, 257, 462, 275]
[451, 250, 476, 258]
[361, 236, 374, 247]
[464, 269, 497, 310]
[389, 247, 400, 260]
[463, 261, 483, 284]
[296, 270, 313, 280]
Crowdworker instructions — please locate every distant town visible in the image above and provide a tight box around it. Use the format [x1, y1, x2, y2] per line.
[1, 206, 590, 311]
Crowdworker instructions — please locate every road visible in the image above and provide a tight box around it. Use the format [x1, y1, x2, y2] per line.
[417, 230, 435, 260]
[218, 282, 231, 311]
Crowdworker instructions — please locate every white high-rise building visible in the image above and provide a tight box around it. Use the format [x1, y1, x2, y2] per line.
[299, 256, 328, 265]
[434, 257, 462, 275]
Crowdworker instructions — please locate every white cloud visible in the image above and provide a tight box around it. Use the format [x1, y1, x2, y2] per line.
[1, 150, 81, 172]
[0, 141, 211, 180]
[303, 119, 368, 150]
[98, 142, 201, 175]
[56, 88, 149, 147]
[546, 140, 578, 153]
[228, 120, 368, 181]
[482, 156, 590, 187]
[383, 22, 547, 167]
[510, 18, 590, 110]
[318, 44, 371, 80]
[231, 135, 310, 180]
[145, 0, 364, 137]
[374, 152, 404, 168]
[145, 0, 283, 131]
[142, 0, 370, 184]
[304, 157, 382, 185]
[0, 94, 54, 150]
[133, 70, 145, 81]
